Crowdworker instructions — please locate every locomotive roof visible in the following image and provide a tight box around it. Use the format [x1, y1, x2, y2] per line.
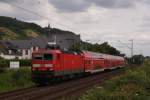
[33, 49, 81, 55]
[33, 49, 61, 54]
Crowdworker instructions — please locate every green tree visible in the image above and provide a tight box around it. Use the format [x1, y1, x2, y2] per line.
[71, 41, 121, 56]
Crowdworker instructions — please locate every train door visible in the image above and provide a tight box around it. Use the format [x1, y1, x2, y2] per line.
[84, 58, 91, 72]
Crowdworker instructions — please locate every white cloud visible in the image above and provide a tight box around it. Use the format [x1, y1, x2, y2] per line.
[48, 0, 135, 12]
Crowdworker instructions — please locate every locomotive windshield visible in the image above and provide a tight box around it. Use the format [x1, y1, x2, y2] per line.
[44, 54, 53, 60]
[33, 54, 53, 60]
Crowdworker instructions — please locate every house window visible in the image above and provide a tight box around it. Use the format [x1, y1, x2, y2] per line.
[33, 46, 36, 51]
[25, 50, 28, 55]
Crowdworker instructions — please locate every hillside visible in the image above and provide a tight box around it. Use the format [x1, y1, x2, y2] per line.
[0, 16, 77, 40]
[0, 16, 47, 40]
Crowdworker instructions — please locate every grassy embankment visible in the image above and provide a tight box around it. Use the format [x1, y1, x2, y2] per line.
[80, 61, 150, 100]
[0, 67, 34, 93]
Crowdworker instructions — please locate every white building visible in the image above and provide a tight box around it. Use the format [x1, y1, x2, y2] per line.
[0, 37, 47, 59]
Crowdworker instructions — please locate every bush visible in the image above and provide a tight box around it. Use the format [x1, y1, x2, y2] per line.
[0, 59, 10, 68]
[0, 59, 31, 69]
[18, 60, 31, 67]
[126, 55, 144, 65]
[0, 67, 34, 92]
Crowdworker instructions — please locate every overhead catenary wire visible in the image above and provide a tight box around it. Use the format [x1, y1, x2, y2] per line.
[117, 40, 135, 57]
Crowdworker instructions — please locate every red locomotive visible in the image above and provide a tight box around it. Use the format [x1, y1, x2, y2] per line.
[32, 49, 125, 84]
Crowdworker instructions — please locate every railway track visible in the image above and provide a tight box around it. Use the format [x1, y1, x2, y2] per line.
[0, 68, 126, 100]
[0, 87, 37, 100]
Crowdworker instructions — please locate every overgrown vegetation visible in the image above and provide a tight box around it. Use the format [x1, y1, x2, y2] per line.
[126, 55, 145, 65]
[0, 67, 34, 93]
[0, 16, 46, 39]
[79, 60, 150, 100]
[70, 42, 122, 56]
[0, 58, 31, 69]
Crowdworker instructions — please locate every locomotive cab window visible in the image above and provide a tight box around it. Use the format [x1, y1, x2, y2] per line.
[44, 54, 53, 60]
[33, 54, 53, 60]
[33, 54, 43, 60]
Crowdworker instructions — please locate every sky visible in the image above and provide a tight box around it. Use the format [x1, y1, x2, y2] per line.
[0, 0, 150, 56]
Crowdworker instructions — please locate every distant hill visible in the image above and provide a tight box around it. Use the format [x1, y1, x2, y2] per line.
[0, 16, 47, 40]
[0, 16, 77, 40]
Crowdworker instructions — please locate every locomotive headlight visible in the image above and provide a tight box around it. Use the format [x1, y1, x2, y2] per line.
[33, 64, 40, 67]
[45, 64, 52, 67]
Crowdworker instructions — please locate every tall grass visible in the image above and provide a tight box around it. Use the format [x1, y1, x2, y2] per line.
[0, 67, 34, 93]
[79, 61, 150, 100]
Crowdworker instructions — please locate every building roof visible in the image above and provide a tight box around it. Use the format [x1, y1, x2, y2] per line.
[0, 36, 48, 50]
[0, 42, 21, 55]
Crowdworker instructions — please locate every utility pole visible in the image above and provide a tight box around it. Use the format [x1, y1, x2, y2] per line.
[118, 40, 134, 57]
[130, 39, 134, 57]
